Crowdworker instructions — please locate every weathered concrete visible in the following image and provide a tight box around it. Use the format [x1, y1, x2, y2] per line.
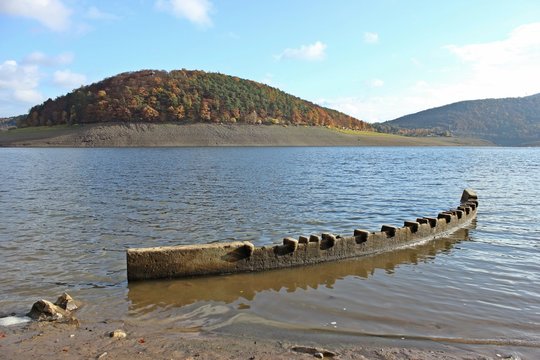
[127, 189, 478, 281]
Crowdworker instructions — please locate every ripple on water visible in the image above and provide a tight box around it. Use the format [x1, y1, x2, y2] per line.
[0, 147, 539, 345]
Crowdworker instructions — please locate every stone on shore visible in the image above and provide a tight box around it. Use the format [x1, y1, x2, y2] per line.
[109, 329, 127, 339]
[27, 300, 70, 321]
[55, 293, 78, 311]
[26, 293, 79, 323]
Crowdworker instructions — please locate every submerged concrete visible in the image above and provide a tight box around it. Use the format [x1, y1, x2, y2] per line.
[127, 189, 478, 281]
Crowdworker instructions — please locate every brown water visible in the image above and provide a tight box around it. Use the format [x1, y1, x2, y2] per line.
[0, 147, 539, 354]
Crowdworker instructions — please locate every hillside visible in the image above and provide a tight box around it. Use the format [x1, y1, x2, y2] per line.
[0, 123, 491, 147]
[19, 69, 372, 131]
[378, 94, 540, 146]
[0, 115, 23, 130]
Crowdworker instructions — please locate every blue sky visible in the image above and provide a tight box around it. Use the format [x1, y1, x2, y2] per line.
[1, 0, 540, 122]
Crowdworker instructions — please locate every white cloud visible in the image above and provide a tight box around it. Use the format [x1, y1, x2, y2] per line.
[53, 70, 87, 89]
[410, 57, 422, 67]
[419, 22, 540, 106]
[23, 52, 74, 67]
[0, 60, 43, 115]
[318, 96, 386, 123]
[319, 92, 448, 123]
[276, 41, 327, 61]
[0, 0, 71, 32]
[85, 6, 120, 21]
[363, 32, 379, 44]
[445, 23, 540, 66]
[441, 23, 540, 99]
[0, 53, 88, 116]
[370, 78, 384, 88]
[156, 0, 213, 27]
[322, 22, 540, 123]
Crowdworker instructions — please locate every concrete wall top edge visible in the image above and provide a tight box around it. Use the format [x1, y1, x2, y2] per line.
[127, 189, 478, 280]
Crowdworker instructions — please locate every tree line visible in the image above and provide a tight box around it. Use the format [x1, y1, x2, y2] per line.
[21, 69, 372, 131]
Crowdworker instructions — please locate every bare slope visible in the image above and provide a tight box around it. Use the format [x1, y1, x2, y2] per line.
[0, 123, 492, 147]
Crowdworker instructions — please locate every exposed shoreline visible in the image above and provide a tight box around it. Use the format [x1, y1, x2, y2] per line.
[2, 316, 531, 359]
[0, 122, 493, 147]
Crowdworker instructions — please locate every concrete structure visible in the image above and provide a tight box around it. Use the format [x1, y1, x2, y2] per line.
[127, 189, 478, 281]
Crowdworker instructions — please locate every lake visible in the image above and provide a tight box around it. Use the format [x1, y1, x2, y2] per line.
[0, 147, 539, 352]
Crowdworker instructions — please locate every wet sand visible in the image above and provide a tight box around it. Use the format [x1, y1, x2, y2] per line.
[1, 318, 528, 359]
[0, 123, 492, 147]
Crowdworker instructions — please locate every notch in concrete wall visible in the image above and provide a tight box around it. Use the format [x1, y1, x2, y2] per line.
[404, 221, 419, 233]
[458, 205, 471, 215]
[438, 213, 452, 223]
[283, 237, 299, 251]
[320, 233, 337, 250]
[222, 243, 254, 262]
[354, 229, 369, 244]
[381, 225, 397, 237]
[417, 217, 437, 228]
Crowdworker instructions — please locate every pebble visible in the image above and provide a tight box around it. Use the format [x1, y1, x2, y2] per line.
[109, 329, 127, 339]
[314, 353, 324, 359]
[97, 351, 108, 359]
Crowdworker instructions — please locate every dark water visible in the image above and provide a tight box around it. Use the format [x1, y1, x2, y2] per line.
[0, 147, 539, 350]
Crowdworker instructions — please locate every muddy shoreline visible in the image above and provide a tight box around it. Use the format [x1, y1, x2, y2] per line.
[0, 288, 531, 360]
[1, 317, 531, 359]
[0, 123, 492, 147]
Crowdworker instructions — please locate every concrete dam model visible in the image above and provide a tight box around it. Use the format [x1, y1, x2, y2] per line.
[126, 189, 478, 281]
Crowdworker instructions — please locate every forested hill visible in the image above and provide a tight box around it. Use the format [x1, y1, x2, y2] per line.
[20, 69, 371, 131]
[378, 94, 540, 146]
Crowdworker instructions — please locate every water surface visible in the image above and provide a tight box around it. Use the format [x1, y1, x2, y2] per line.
[0, 147, 538, 350]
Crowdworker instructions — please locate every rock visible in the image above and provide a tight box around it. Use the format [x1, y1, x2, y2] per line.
[26, 293, 80, 322]
[292, 346, 337, 358]
[55, 293, 78, 311]
[27, 299, 69, 321]
[109, 329, 127, 339]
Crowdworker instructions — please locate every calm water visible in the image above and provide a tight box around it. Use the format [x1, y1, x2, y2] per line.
[0, 147, 539, 350]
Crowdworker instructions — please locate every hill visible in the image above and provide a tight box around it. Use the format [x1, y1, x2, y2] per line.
[377, 94, 540, 146]
[0, 115, 23, 130]
[19, 69, 372, 131]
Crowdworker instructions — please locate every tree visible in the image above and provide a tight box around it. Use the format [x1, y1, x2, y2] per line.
[21, 69, 373, 131]
[142, 105, 159, 121]
[245, 110, 258, 124]
[199, 101, 211, 121]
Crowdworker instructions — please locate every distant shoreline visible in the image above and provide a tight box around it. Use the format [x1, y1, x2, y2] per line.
[0, 123, 493, 147]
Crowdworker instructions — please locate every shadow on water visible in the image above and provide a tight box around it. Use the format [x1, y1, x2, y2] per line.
[127, 227, 471, 312]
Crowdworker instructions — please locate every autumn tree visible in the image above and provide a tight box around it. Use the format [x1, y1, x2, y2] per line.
[21, 69, 372, 131]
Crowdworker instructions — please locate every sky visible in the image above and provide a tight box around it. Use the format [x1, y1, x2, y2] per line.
[1, 0, 540, 122]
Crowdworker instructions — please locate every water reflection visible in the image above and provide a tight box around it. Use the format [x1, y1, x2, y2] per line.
[128, 228, 470, 311]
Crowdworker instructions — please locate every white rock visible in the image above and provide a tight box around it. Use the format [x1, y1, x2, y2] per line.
[109, 329, 127, 339]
